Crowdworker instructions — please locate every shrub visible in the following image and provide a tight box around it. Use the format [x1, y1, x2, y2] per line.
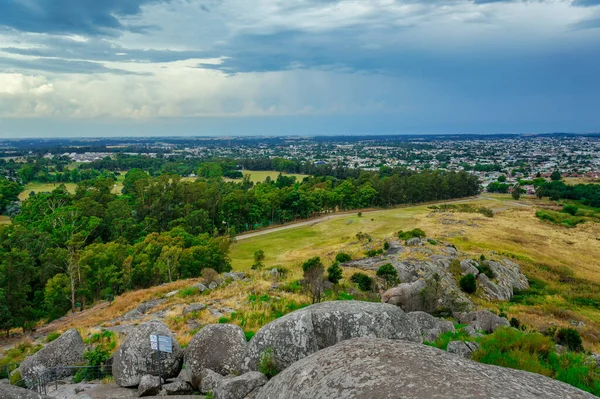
[365, 249, 383, 257]
[335, 252, 352, 263]
[510, 317, 521, 329]
[178, 287, 197, 298]
[555, 328, 584, 352]
[202, 268, 219, 283]
[383, 241, 390, 250]
[459, 274, 477, 294]
[351, 273, 374, 292]
[258, 348, 279, 379]
[563, 204, 579, 216]
[327, 262, 343, 284]
[376, 263, 399, 288]
[244, 331, 255, 341]
[398, 228, 426, 240]
[74, 346, 111, 382]
[46, 331, 61, 342]
[476, 263, 495, 279]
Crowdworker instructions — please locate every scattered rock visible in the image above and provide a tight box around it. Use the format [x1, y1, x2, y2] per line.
[214, 372, 267, 399]
[408, 311, 455, 342]
[456, 310, 510, 333]
[460, 259, 480, 276]
[0, 384, 51, 398]
[137, 299, 166, 314]
[447, 341, 479, 358]
[137, 375, 162, 397]
[242, 300, 421, 372]
[183, 303, 207, 316]
[208, 282, 219, 290]
[195, 283, 209, 293]
[381, 280, 427, 311]
[161, 379, 193, 395]
[164, 290, 179, 298]
[185, 324, 247, 387]
[256, 338, 596, 399]
[186, 319, 202, 331]
[209, 308, 224, 318]
[19, 329, 85, 386]
[406, 237, 422, 246]
[461, 325, 484, 338]
[113, 320, 183, 387]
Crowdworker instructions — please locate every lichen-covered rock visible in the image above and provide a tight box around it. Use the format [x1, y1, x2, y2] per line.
[408, 311, 455, 342]
[113, 320, 183, 387]
[460, 259, 480, 276]
[0, 384, 51, 399]
[18, 329, 85, 385]
[477, 273, 512, 301]
[183, 303, 207, 316]
[406, 237, 422, 246]
[462, 325, 484, 338]
[381, 280, 427, 311]
[161, 379, 193, 395]
[185, 324, 246, 385]
[242, 301, 421, 372]
[137, 299, 166, 314]
[137, 374, 162, 397]
[477, 260, 530, 301]
[199, 368, 228, 394]
[447, 341, 479, 358]
[256, 338, 596, 399]
[455, 310, 509, 333]
[214, 372, 267, 399]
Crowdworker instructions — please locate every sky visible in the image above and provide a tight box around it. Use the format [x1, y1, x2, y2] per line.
[0, 0, 599, 137]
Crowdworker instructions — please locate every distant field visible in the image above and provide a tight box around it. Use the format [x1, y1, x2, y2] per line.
[225, 170, 308, 184]
[0, 216, 10, 225]
[18, 182, 78, 200]
[564, 177, 600, 185]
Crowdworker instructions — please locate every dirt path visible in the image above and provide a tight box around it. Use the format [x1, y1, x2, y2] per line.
[235, 196, 495, 241]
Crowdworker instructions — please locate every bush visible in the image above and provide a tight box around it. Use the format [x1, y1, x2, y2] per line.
[562, 204, 579, 216]
[178, 287, 197, 298]
[555, 328, 584, 352]
[335, 253, 352, 263]
[351, 273, 374, 291]
[510, 317, 521, 329]
[459, 274, 477, 294]
[398, 228, 426, 240]
[376, 263, 399, 288]
[365, 249, 383, 257]
[258, 348, 279, 379]
[244, 331, 255, 341]
[202, 268, 219, 283]
[476, 263, 495, 279]
[383, 241, 390, 250]
[327, 262, 343, 284]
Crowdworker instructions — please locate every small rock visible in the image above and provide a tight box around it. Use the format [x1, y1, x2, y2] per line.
[209, 307, 224, 318]
[164, 290, 179, 298]
[137, 375, 163, 397]
[183, 303, 207, 316]
[447, 341, 479, 358]
[195, 283, 209, 293]
[200, 368, 226, 394]
[406, 237, 422, 246]
[408, 311, 455, 342]
[186, 319, 202, 331]
[214, 371, 267, 399]
[461, 325, 484, 338]
[162, 379, 193, 395]
[456, 310, 509, 333]
[209, 281, 219, 290]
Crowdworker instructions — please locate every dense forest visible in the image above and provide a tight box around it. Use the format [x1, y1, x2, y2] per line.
[0, 158, 480, 334]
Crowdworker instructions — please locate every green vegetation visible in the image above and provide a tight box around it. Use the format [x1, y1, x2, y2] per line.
[303, 257, 324, 304]
[430, 203, 494, 218]
[473, 327, 600, 395]
[258, 348, 278, 379]
[327, 262, 343, 284]
[555, 328, 584, 352]
[398, 228, 426, 240]
[45, 331, 61, 342]
[459, 274, 477, 294]
[425, 328, 474, 350]
[376, 264, 399, 288]
[535, 210, 586, 227]
[351, 273, 374, 292]
[335, 252, 352, 263]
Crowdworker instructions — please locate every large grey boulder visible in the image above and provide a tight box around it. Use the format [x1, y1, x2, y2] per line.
[185, 324, 247, 388]
[137, 374, 162, 397]
[199, 368, 229, 394]
[242, 301, 421, 372]
[456, 310, 510, 333]
[381, 280, 427, 311]
[0, 384, 51, 399]
[19, 329, 85, 385]
[256, 338, 596, 399]
[478, 260, 530, 301]
[408, 311, 455, 342]
[214, 372, 267, 399]
[113, 320, 183, 387]
[161, 379, 193, 395]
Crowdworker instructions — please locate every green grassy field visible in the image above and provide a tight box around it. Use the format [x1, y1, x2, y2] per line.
[225, 170, 308, 184]
[18, 182, 78, 200]
[0, 216, 11, 225]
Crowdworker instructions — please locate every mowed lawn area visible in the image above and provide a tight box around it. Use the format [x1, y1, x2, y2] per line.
[225, 170, 308, 184]
[0, 216, 10, 225]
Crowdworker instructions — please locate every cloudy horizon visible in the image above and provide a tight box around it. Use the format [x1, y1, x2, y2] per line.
[1, 0, 599, 137]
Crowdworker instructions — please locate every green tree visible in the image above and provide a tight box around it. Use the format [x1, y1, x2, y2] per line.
[376, 263, 399, 288]
[460, 274, 477, 294]
[252, 249, 266, 270]
[327, 261, 343, 284]
[511, 183, 521, 200]
[551, 170, 562, 181]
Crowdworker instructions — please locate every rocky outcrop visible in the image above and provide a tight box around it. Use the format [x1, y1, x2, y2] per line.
[456, 310, 510, 333]
[183, 303, 207, 316]
[447, 340, 479, 358]
[381, 280, 426, 311]
[0, 384, 51, 399]
[408, 311, 455, 342]
[18, 329, 85, 385]
[161, 379, 193, 395]
[185, 324, 247, 387]
[213, 372, 267, 399]
[242, 301, 421, 372]
[256, 338, 596, 399]
[478, 260, 530, 301]
[113, 320, 183, 387]
[137, 374, 162, 397]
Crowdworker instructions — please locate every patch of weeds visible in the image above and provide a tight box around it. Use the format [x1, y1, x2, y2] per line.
[258, 348, 279, 379]
[178, 287, 198, 298]
[46, 331, 61, 342]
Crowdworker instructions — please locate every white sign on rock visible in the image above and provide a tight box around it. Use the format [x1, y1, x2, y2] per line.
[150, 334, 173, 353]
